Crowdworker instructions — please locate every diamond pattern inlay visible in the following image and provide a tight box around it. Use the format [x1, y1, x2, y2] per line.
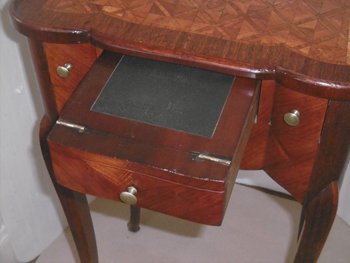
[43, 0, 350, 64]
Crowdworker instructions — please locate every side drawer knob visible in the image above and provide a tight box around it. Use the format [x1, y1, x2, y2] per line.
[120, 186, 138, 205]
[284, 109, 300, 126]
[56, 63, 73, 79]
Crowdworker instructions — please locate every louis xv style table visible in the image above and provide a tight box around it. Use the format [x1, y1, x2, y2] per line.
[11, 0, 350, 262]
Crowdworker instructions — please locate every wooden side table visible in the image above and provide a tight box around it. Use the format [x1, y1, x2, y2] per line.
[10, 0, 350, 262]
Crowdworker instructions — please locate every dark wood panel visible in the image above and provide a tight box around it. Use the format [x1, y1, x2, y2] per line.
[241, 80, 276, 169]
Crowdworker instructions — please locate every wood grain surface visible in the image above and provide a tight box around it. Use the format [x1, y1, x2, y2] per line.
[11, 0, 350, 99]
[241, 81, 328, 202]
[44, 43, 100, 111]
[48, 142, 226, 225]
[46, 51, 260, 225]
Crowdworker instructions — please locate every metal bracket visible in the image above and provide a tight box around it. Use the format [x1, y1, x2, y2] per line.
[193, 153, 231, 166]
[56, 120, 86, 133]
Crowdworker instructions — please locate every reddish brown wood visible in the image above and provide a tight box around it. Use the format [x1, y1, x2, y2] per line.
[30, 40, 98, 263]
[11, 0, 350, 99]
[293, 100, 350, 262]
[48, 142, 226, 225]
[307, 100, 350, 201]
[44, 43, 100, 111]
[46, 54, 260, 224]
[12, 2, 350, 261]
[264, 86, 328, 201]
[242, 82, 328, 202]
[294, 182, 338, 263]
[241, 80, 276, 169]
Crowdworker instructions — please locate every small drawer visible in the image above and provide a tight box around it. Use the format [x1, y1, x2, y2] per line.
[47, 52, 259, 225]
[44, 43, 100, 110]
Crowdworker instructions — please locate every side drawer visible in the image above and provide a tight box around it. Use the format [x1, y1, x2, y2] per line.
[44, 43, 101, 111]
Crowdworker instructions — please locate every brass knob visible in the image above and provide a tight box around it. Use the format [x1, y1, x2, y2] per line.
[284, 109, 300, 126]
[120, 186, 138, 205]
[56, 63, 73, 79]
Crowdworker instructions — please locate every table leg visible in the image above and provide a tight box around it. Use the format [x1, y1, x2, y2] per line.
[40, 116, 98, 263]
[55, 185, 99, 263]
[294, 182, 338, 263]
[128, 205, 141, 232]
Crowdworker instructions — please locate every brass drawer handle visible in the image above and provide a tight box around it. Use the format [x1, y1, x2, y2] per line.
[284, 109, 300, 126]
[120, 186, 138, 205]
[56, 63, 73, 79]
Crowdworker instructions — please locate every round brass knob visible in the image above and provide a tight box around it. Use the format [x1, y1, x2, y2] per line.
[56, 63, 73, 79]
[284, 109, 300, 126]
[120, 186, 138, 205]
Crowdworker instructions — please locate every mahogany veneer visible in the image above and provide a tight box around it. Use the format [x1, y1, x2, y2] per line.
[44, 43, 100, 111]
[10, 0, 350, 262]
[47, 52, 259, 225]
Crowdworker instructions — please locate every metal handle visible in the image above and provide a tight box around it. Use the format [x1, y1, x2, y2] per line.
[120, 186, 138, 205]
[56, 63, 73, 79]
[284, 109, 300, 126]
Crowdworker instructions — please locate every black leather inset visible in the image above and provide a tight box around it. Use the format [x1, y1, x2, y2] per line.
[91, 56, 234, 137]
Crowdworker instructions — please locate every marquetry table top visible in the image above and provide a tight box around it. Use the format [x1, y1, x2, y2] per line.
[11, 0, 350, 85]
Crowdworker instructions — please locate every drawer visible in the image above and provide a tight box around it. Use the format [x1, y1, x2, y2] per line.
[44, 43, 100, 111]
[47, 52, 259, 225]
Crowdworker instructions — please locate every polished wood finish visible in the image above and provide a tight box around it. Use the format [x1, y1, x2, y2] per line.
[48, 142, 226, 225]
[47, 52, 260, 225]
[295, 182, 338, 262]
[307, 100, 350, 201]
[44, 43, 100, 111]
[241, 81, 328, 202]
[12, 1, 350, 262]
[11, 0, 350, 99]
[292, 100, 350, 262]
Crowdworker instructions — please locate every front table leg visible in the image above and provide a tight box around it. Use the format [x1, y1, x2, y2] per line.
[40, 117, 98, 263]
[55, 185, 98, 263]
[294, 182, 338, 263]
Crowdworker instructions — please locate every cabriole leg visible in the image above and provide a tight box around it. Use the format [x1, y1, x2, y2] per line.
[294, 182, 338, 263]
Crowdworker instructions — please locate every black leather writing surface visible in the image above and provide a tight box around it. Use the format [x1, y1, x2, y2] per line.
[91, 56, 234, 137]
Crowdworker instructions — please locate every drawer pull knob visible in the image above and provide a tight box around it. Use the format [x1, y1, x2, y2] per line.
[56, 63, 73, 79]
[284, 109, 300, 126]
[120, 186, 138, 205]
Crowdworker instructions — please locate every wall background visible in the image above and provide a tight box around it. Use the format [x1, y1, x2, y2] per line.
[0, 3, 66, 262]
[0, 2, 349, 262]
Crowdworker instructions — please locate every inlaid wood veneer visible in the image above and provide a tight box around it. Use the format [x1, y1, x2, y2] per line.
[11, 0, 350, 99]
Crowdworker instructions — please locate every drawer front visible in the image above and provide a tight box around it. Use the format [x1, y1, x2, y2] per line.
[269, 86, 328, 159]
[44, 43, 100, 111]
[49, 142, 225, 225]
[241, 81, 328, 202]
